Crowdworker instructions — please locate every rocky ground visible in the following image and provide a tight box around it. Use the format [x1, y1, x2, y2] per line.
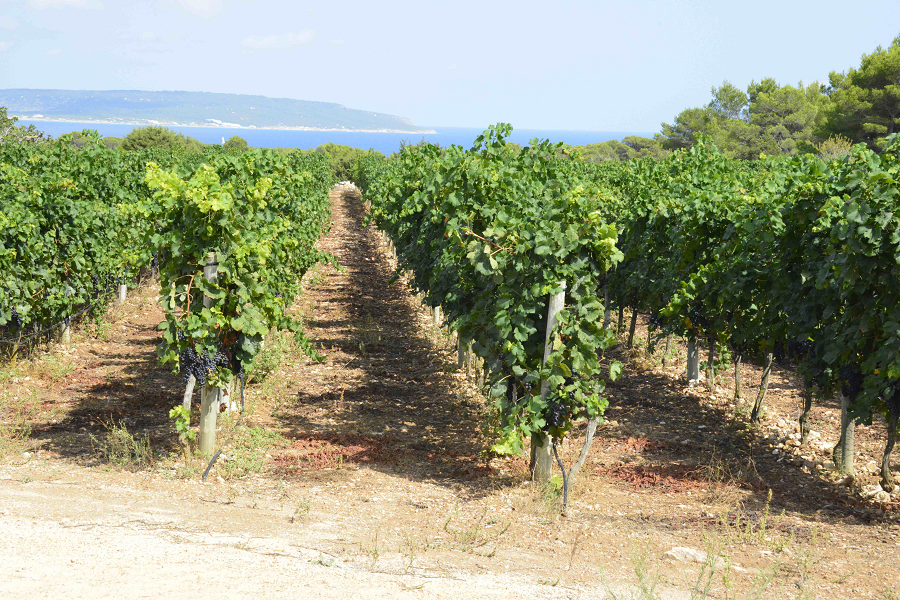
[1, 185, 899, 599]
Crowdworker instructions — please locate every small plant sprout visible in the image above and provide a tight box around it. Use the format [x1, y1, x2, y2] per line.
[169, 405, 195, 460]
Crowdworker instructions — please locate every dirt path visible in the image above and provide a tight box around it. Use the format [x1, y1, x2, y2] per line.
[2, 188, 900, 599]
[0, 189, 601, 599]
[0, 469, 570, 600]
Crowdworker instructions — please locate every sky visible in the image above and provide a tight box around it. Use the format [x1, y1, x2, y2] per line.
[0, 0, 898, 132]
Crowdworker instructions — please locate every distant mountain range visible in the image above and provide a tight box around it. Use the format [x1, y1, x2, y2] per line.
[0, 89, 433, 133]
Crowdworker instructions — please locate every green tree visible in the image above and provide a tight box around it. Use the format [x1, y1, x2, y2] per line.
[574, 136, 668, 162]
[661, 80, 828, 159]
[661, 106, 721, 151]
[0, 106, 47, 143]
[316, 142, 381, 181]
[709, 81, 748, 120]
[815, 134, 853, 160]
[121, 126, 205, 152]
[825, 34, 900, 149]
[573, 140, 623, 162]
[621, 135, 668, 159]
[223, 135, 249, 152]
[748, 79, 828, 155]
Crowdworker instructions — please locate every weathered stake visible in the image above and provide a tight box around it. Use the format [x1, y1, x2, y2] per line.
[750, 352, 773, 423]
[602, 287, 611, 330]
[183, 374, 196, 412]
[833, 392, 856, 476]
[626, 309, 638, 349]
[881, 393, 899, 492]
[732, 352, 743, 402]
[60, 317, 71, 346]
[661, 334, 673, 368]
[198, 252, 219, 457]
[799, 381, 814, 446]
[533, 281, 566, 485]
[705, 335, 717, 392]
[117, 283, 128, 305]
[686, 338, 700, 384]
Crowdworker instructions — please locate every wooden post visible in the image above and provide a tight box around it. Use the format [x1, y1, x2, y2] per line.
[457, 335, 465, 369]
[433, 305, 441, 327]
[732, 353, 743, 402]
[750, 352, 773, 423]
[533, 281, 566, 485]
[626, 309, 638, 348]
[183, 374, 196, 412]
[602, 287, 611, 330]
[834, 392, 856, 475]
[117, 283, 127, 305]
[60, 285, 73, 345]
[705, 335, 717, 392]
[60, 316, 71, 346]
[662, 334, 673, 368]
[477, 356, 485, 387]
[199, 252, 219, 457]
[686, 338, 700, 384]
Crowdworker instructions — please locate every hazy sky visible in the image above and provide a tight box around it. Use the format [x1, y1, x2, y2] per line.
[0, 0, 898, 131]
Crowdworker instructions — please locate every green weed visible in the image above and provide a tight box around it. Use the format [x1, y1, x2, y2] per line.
[290, 500, 311, 523]
[442, 501, 510, 553]
[0, 389, 40, 459]
[176, 462, 201, 479]
[90, 419, 154, 469]
[246, 331, 293, 384]
[719, 489, 794, 553]
[219, 425, 286, 479]
[360, 530, 381, 567]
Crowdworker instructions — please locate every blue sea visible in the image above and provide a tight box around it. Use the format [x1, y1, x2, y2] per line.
[17, 120, 653, 155]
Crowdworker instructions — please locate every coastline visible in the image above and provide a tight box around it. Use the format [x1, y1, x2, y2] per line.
[13, 116, 437, 135]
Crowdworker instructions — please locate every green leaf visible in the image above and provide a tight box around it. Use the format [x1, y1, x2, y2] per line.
[609, 361, 623, 382]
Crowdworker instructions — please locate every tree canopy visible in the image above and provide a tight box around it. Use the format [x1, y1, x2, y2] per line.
[315, 142, 382, 181]
[657, 35, 900, 157]
[121, 126, 205, 152]
[824, 34, 900, 150]
[660, 80, 828, 159]
[573, 136, 668, 162]
[0, 107, 47, 144]
[223, 135, 249, 152]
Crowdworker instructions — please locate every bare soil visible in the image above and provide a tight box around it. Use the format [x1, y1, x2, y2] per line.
[2, 188, 899, 599]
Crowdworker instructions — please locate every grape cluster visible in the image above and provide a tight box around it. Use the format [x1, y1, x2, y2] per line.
[789, 339, 814, 361]
[179, 346, 230, 388]
[547, 401, 567, 428]
[90, 271, 119, 298]
[688, 304, 708, 329]
[544, 374, 584, 430]
[10, 308, 23, 329]
[839, 364, 864, 400]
